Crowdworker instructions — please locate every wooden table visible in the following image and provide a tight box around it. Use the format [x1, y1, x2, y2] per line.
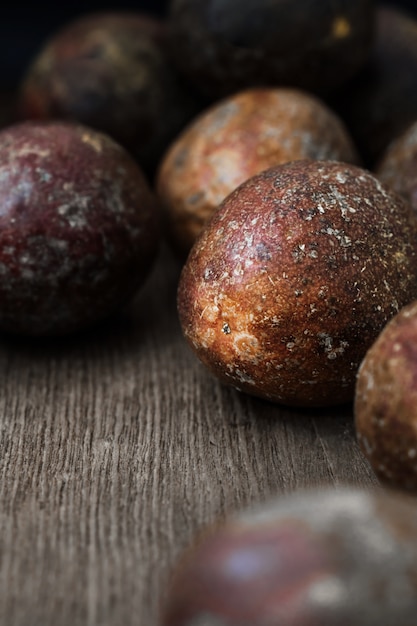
[0, 246, 377, 626]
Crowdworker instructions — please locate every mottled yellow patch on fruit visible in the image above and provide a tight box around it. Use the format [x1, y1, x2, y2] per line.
[332, 17, 351, 39]
[81, 133, 103, 153]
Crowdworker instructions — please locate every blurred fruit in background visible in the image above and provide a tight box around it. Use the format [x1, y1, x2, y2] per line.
[18, 12, 201, 174]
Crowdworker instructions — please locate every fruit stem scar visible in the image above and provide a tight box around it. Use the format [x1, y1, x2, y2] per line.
[222, 323, 231, 334]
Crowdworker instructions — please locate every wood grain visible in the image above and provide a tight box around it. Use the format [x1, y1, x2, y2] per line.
[0, 246, 377, 626]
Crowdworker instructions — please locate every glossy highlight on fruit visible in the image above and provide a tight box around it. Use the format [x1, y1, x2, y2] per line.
[0, 121, 158, 335]
[178, 160, 417, 407]
[163, 488, 417, 626]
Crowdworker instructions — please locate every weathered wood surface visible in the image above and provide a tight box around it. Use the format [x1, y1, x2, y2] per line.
[0, 246, 377, 626]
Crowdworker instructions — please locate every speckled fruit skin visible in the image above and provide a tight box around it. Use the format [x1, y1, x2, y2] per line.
[376, 120, 417, 213]
[333, 6, 417, 167]
[19, 12, 199, 173]
[0, 121, 158, 336]
[355, 300, 417, 492]
[157, 88, 360, 257]
[163, 488, 417, 626]
[168, 0, 374, 98]
[178, 160, 417, 407]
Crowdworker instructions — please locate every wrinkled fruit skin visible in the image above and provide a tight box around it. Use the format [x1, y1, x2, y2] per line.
[169, 0, 374, 98]
[163, 488, 417, 626]
[178, 160, 417, 407]
[158, 88, 359, 257]
[376, 120, 417, 214]
[19, 12, 199, 173]
[0, 121, 158, 335]
[355, 300, 417, 492]
[333, 6, 417, 167]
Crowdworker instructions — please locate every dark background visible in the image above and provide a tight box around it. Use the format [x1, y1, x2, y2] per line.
[1, 0, 417, 87]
